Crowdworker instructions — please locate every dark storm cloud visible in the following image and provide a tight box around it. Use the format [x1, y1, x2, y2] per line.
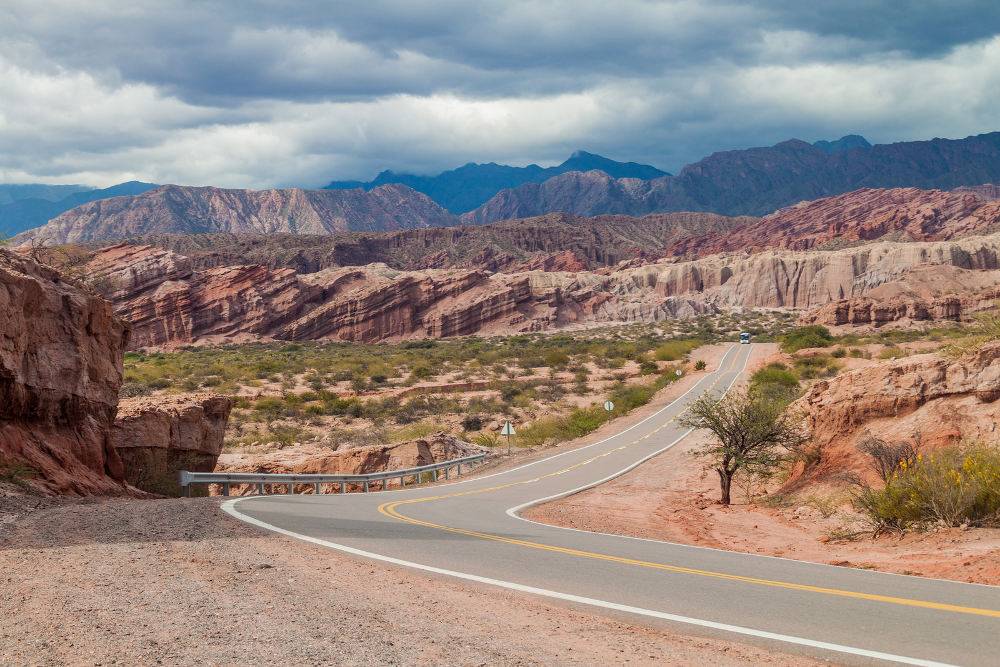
[0, 1, 997, 188]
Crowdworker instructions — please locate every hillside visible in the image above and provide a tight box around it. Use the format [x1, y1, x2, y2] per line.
[465, 132, 1000, 223]
[17, 183, 459, 244]
[0, 181, 158, 237]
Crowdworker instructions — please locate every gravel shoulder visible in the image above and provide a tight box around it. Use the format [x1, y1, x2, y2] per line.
[0, 494, 822, 666]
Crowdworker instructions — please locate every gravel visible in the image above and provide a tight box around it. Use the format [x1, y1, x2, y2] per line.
[0, 490, 822, 665]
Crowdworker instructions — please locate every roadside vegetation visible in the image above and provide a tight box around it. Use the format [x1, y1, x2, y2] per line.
[119, 325, 715, 454]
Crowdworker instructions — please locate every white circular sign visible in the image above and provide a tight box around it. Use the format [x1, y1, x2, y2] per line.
[603, 401, 614, 411]
[676, 369, 683, 376]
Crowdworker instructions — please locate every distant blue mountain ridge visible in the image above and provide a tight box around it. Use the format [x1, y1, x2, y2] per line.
[324, 150, 670, 214]
[0, 181, 158, 237]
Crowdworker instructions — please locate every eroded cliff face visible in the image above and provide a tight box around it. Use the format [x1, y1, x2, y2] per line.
[0, 248, 132, 495]
[626, 234, 1000, 309]
[800, 265, 1000, 327]
[787, 343, 1000, 489]
[112, 394, 232, 496]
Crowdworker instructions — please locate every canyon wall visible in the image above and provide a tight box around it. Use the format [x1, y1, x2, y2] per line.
[0, 248, 132, 495]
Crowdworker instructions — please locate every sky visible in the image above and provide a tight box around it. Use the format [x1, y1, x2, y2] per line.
[2, 0, 999, 189]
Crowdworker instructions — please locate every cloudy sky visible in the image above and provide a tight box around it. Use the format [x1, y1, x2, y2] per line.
[2, 0, 999, 189]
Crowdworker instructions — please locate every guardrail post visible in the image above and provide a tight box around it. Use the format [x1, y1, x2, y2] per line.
[342, 481, 348, 494]
[444, 466, 450, 480]
[222, 482, 230, 497]
[400, 475, 406, 488]
[363, 481, 369, 493]
[457, 462, 462, 476]
[286, 482, 294, 495]
[432, 469, 438, 482]
[258, 483, 265, 495]
[314, 482, 321, 495]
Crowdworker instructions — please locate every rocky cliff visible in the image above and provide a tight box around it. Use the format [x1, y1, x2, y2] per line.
[800, 265, 1000, 327]
[214, 433, 486, 494]
[18, 183, 459, 244]
[788, 343, 1000, 487]
[82, 210, 755, 274]
[112, 394, 232, 496]
[0, 248, 132, 495]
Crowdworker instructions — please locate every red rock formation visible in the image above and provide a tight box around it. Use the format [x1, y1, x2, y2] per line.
[214, 433, 486, 494]
[787, 343, 1000, 488]
[953, 184, 1000, 201]
[112, 394, 232, 496]
[0, 248, 132, 495]
[667, 188, 1000, 257]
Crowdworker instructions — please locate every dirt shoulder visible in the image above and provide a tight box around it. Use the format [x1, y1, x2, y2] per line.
[525, 344, 1000, 586]
[0, 495, 821, 666]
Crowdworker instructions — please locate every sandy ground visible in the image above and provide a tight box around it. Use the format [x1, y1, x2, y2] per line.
[526, 344, 1000, 586]
[0, 494, 826, 666]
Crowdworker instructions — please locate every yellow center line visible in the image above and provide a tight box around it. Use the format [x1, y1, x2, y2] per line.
[378, 347, 1000, 619]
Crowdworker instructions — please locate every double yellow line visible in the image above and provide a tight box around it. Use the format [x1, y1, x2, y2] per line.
[378, 346, 1000, 618]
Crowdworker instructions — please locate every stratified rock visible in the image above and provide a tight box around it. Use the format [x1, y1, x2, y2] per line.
[800, 265, 1000, 327]
[215, 432, 487, 495]
[112, 394, 232, 496]
[666, 187, 1000, 257]
[787, 342, 1000, 488]
[0, 248, 132, 495]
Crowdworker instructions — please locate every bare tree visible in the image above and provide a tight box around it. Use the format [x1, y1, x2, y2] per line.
[855, 433, 920, 484]
[678, 387, 806, 505]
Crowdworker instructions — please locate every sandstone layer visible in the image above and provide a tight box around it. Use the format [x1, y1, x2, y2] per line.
[787, 343, 1000, 489]
[112, 394, 233, 496]
[214, 433, 487, 494]
[801, 265, 1000, 327]
[0, 248, 132, 495]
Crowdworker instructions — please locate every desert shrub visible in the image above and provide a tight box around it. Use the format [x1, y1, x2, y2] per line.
[780, 326, 834, 353]
[461, 415, 485, 431]
[694, 360, 707, 371]
[500, 385, 522, 402]
[857, 435, 918, 484]
[119, 381, 151, 398]
[877, 346, 908, 360]
[639, 360, 659, 375]
[852, 442, 1000, 533]
[654, 339, 702, 362]
[543, 350, 570, 368]
[0, 460, 38, 489]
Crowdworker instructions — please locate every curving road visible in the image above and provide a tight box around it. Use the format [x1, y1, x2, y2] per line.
[225, 345, 1000, 667]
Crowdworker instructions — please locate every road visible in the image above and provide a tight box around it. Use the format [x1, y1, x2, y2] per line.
[225, 344, 1000, 666]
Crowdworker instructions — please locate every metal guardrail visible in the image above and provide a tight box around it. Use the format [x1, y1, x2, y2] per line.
[178, 452, 489, 497]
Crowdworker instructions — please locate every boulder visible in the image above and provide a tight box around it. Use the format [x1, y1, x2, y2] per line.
[112, 394, 232, 496]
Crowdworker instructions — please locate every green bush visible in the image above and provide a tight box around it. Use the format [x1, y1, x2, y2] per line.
[780, 326, 834, 353]
[853, 443, 1000, 533]
[694, 360, 707, 371]
[654, 339, 701, 361]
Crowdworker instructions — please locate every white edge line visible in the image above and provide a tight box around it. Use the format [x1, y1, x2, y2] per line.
[506, 345, 1000, 590]
[221, 496, 952, 667]
[220, 344, 954, 666]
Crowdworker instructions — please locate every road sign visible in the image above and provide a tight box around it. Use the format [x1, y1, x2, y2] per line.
[676, 369, 683, 377]
[501, 420, 515, 455]
[603, 400, 614, 412]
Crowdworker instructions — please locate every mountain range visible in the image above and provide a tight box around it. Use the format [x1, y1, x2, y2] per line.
[324, 150, 670, 214]
[0, 181, 158, 237]
[11, 131, 1000, 244]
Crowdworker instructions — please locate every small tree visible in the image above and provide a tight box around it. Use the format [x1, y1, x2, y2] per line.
[678, 387, 806, 505]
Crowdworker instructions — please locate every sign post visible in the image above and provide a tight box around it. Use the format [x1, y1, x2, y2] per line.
[676, 369, 683, 378]
[500, 420, 516, 455]
[603, 400, 614, 420]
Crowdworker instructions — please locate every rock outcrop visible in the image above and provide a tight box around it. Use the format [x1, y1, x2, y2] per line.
[788, 343, 1000, 487]
[0, 248, 132, 495]
[112, 394, 232, 496]
[214, 433, 486, 494]
[17, 183, 459, 245]
[801, 265, 1000, 327]
[665, 187, 1000, 258]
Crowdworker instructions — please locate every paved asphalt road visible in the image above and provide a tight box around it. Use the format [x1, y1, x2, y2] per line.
[225, 344, 1000, 666]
